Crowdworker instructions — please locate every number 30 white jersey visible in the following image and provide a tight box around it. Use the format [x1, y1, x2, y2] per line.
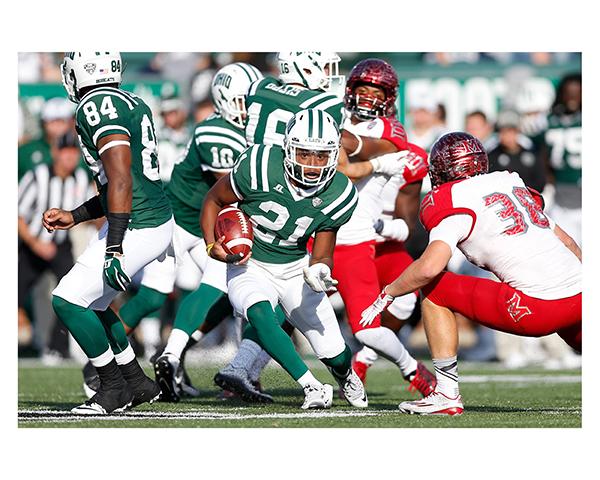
[420, 171, 581, 300]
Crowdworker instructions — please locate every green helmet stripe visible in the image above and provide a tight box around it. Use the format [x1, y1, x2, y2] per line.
[235, 63, 254, 83]
[308, 110, 314, 137]
[293, 63, 309, 88]
[317, 109, 324, 138]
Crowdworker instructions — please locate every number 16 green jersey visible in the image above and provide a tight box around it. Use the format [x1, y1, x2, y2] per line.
[75, 86, 172, 229]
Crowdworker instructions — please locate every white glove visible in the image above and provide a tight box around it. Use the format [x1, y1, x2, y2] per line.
[360, 287, 395, 327]
[369, 150, 411, 177]
[374, 218, 409, 242]
[303, 263, 338, 292]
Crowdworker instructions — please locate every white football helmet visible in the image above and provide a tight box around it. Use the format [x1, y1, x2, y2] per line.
[283, 109, 340, 188]
[278, 52, 341, 91]
[61, 52, 123, 103]
[211, 62, 263, 128]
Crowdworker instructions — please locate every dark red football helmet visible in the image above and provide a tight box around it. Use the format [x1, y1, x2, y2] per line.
[429, 132, 489, 188]
[344, 58, 398, 120]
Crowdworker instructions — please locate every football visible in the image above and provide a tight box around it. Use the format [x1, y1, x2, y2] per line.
[215, 205, 253, 257]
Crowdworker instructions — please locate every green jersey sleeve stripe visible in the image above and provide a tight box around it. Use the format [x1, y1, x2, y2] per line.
[229, 173, 243, 200]
[300, 91, 336, 109]
[314, 97, 342, 112]
[113, 88, 139, 106]
[194, 125, 246, 145]
[331, 188, 358, 220]
[249, 145, 259, 190]
[77, 89, 135, 112]
[322, 178, 354, 214]
[195, 135, 245, 153]
[92, 125, 131, 145]
[260, 145, 271, 192]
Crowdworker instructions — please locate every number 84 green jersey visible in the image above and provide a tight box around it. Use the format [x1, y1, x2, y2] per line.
[75, 86, 172, 229]
[230, 144, 358, 264]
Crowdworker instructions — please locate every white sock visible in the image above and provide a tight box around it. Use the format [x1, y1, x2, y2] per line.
[114, 344, 136, 365]
[355, 327, 417, 377]
[297, 370, 322, 388]
[433, 356, 459, 398]
[248, 349, 272, 382]
[229, 339, 262, 372]
[89, 347, 115, 368]
[355, 346, 379, 366]
[164, 328, 190, 359]
[191, 330, 204, 343]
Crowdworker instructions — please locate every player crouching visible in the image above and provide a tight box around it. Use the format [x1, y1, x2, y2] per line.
[201, 109, 367, 409]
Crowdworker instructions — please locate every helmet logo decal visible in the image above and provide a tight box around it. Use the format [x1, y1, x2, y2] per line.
[84, 63, 96, 75]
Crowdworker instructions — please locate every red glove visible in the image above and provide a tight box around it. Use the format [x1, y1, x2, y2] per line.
[400, 143, 429, 186]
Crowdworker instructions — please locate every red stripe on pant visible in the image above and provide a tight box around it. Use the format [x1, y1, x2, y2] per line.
[333, 241, 382, 333]
[421, 271, 582, 352]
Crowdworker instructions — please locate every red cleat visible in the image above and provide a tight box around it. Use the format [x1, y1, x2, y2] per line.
[405, 361, 437, 397]
[352, 353, 370, 384]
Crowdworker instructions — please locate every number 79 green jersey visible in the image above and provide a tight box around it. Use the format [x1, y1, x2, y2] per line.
[75, 86, 172, 229]
[230, 144, 358, 264]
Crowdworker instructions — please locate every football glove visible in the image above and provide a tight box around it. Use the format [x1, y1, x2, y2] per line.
[303, 263, 338, 293]
[103, 252, 131, 291]
[374, 218, 410, 242]
[360, 287, 395, 327]
[369, 151, 411, 177]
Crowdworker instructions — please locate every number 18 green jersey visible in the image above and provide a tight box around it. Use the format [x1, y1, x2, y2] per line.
[230, 144, 358, 264]
[75, 86, 171, 229]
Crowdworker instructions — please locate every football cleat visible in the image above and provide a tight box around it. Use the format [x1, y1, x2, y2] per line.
[71, 385, 134, 415]
[405, 361, 437, 397]
[214, 367, 274, 403]
[301, 383, 333, 410]
[337, 369, 368, 408]
[177, 363, 201, 398]
[129, 375, 161, 408]
[351, 353, 371, 384]
[153, 354, 181, 403]
[398, 391, 464, 416]
[82, 361, 100, 399]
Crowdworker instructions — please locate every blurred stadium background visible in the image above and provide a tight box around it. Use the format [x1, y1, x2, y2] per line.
[17, 52, 582, 372]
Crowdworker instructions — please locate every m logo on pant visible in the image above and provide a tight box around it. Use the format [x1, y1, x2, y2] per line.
[506, 292, 532, 323]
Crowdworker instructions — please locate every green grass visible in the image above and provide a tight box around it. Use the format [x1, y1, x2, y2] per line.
[18, 361, 581, 428]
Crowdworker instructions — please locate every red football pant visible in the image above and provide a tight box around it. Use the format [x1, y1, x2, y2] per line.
[422, 271, 582, 352]
[333, 240, 416, 334]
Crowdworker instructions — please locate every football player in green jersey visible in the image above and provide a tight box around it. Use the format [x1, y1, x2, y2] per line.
[202, 109, 367, 409]
[43, 51, 174, 414]
[152, 62, 270, 401]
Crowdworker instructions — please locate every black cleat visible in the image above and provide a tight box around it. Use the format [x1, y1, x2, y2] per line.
[82, 361, 101, 399]
[129, 376, 161, 408]
[71, 384, 134, 415]
[214, 367, 273, 404]
[153, 354, 181, 402]
[178, 363, 201, 398]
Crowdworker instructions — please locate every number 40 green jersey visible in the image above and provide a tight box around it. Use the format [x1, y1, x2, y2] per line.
[230, 144, 358, 264]
[75, 86, 171, 229]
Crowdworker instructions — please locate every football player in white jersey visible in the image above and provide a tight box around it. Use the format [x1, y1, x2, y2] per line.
[361, 132, 582, 415]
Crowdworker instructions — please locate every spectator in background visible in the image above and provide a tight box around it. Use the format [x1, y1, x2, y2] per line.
[465, 110, 495, 150]
[405, 92, 447, 151]
[18, 97, 74, 180]
[18, 53, 62, 83]
[540, 73, 582, 247]
[190, 68, 216, 123]
[18, 132, 93, 359]
[487, 110, 546, 193]
[157, 82, 191, 184]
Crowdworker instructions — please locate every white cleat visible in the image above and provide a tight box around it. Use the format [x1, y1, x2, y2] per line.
[338, 369, 368, 408]
[398, 391, 464, 416]
[301, 383, 333, 410]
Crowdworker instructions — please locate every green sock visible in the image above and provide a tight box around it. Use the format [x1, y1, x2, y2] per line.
[119, 285, 168, 330]
[321, 345, 352, 381]
[246, 301, 308, 381]
[242, 304, 286, 344]
[173, 283, 226, 336]
[52, 296, 111, 358]
[95, 308, 130, 354]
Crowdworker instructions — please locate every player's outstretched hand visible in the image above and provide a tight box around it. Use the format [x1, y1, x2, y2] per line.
[43, 208, 75, 232]
[360, 287, 395, 327]
[303, 263, 338, 293]
[209, 236, 251, 265]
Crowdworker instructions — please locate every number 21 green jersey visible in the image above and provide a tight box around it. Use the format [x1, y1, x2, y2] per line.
[230, 144, 358, 264]
[75, 86, 171, 229]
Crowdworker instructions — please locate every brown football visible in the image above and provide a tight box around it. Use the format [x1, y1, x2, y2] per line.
[215, 205, 253, 257]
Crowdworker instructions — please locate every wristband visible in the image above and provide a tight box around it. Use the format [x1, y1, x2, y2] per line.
[71, 196, 105, 225]
[348, 131, 363, 157]
[106, 212, 130, 255]
[206, 242, 215, 255]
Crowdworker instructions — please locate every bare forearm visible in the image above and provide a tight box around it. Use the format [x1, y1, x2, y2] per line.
[106, 178, 132, 213]
[201, 195, 225, 244]
[385, 258, 437, 297]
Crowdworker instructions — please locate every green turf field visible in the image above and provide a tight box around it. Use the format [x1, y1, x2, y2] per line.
[18, 360, 581, 428]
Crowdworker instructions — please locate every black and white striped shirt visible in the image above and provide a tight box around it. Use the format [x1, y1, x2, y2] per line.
[18, 164, 92, 244]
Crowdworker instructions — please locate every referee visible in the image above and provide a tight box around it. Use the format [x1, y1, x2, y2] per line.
[18, 131, 92, 358]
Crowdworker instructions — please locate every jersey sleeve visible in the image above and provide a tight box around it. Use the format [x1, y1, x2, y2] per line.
[319, 175, 359, 231]
[419, 182, 476, 237]
[76, 92, 133, 149]
[428, 214, 473, 254]
[229, 147, 255, 199]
